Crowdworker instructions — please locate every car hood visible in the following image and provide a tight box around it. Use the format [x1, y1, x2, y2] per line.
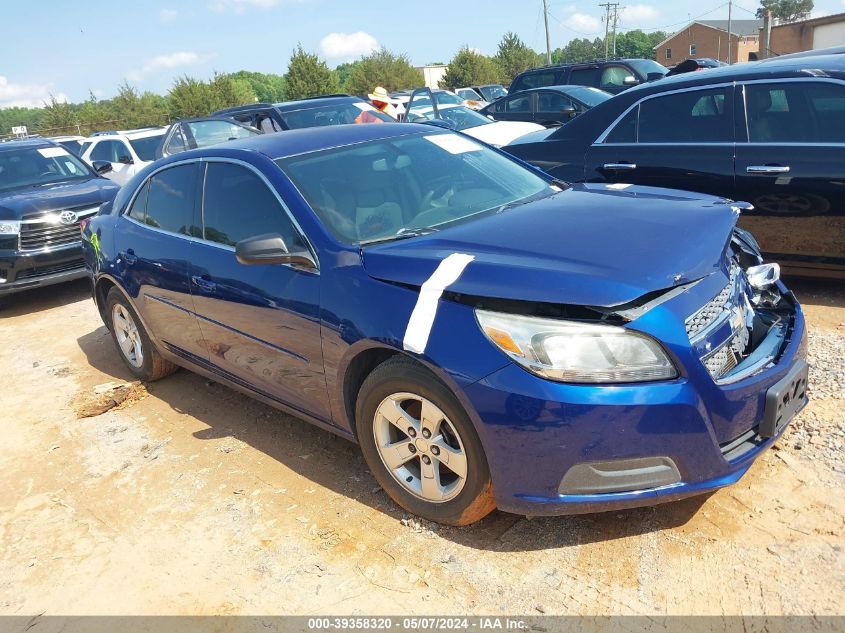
[362, 183, 742, 308]
[464, 121, 545, 147]
[0, 177, 120, 221]
[505, 126, 557, 146]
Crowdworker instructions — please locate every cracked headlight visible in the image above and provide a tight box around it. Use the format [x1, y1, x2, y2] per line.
[0, 221, 20, 235]
[476, 309, 677, 383]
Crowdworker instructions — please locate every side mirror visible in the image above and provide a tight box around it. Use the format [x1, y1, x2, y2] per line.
[118, 155, 134, 165]
[561, 106, 577, 117]
[92, 160, 113, 175]
[235, 233, 316, 270]
[622, 75, 640, 86]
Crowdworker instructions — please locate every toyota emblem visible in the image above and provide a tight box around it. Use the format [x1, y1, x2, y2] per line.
[59, 210, 78, 225]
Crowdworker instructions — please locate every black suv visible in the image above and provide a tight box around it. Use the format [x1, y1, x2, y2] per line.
[504, 53, 845, 278]
[0, 139, 119, 301]
[509, 58, 668, 95]
[214, 95, 392, 132]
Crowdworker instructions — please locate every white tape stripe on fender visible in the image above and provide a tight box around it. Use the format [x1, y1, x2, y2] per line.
[403, 253, 475, 355]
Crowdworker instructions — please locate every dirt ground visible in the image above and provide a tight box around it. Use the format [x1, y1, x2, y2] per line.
[0, 278, 843, 616]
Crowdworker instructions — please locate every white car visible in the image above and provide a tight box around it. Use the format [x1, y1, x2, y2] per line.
[79, 127, 166, 185]
[47, 135, 86, 155]
[404, 89, 543, 147]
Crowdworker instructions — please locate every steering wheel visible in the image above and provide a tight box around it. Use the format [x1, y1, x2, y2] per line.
[420, 181, 454, 210]
[38, 171, 55, 178]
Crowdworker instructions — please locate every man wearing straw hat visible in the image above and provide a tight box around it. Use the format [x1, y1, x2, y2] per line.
[367, 86, 398, 119]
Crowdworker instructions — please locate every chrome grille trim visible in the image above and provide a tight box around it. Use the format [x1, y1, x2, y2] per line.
[18, 206, 99, 252]
[685, 262, 739, 340]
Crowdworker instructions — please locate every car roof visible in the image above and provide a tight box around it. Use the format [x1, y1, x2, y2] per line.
[272, 95, 364, 111]
[627, 53, 845, 94]
[182, 123, 434, 162]
[0, 138, 56, 152]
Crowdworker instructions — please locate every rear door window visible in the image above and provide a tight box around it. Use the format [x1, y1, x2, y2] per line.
[569, 67, 601, 88]
[505, 94, 532, 112]
[144, 164, 199, 235]
[638, 87, 732, 143]
[744, 81, 845, 143]
[513, 71, 556, 91]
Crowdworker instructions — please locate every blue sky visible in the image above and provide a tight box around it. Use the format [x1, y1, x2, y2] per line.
[1, 0, 844, 107]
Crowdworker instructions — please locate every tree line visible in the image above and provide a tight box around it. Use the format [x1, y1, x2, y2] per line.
[1, 31, 667, 137]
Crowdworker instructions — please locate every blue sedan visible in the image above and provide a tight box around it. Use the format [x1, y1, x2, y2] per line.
[81, 124, 808, 525]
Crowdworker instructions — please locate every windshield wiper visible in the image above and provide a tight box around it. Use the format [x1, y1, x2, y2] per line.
[361, 226, 439, 245]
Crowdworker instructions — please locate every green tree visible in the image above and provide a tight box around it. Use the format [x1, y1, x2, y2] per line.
[38, 95, 78, 135]
[439, 47, 502, 89]
[334, 61, 361, 91]
[209, 72, 257, 110]
[284, 45, 339, 100]
[551, 38, 604, 64]
[227, 70, 286, 102]
[756, 0, 813, 22]
[0, 106, 43, 137]
[343, 48, 423, 96]
[168, 75, 216, 119]
[495, 32, 541, 85]
[614, 30, 667, 60]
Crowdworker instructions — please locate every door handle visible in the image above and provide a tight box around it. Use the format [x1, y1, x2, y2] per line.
[123, 249, 137, 265]
[746, 165, 790, 174]
[603, 163, 637, 171]
[191, 275, 217, 293]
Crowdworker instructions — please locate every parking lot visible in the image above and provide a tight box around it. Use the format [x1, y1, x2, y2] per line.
[0, 277, 842, 616]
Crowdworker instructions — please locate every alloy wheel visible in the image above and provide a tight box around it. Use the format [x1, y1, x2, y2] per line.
[373, 392, 468, 503]
[111, 303, 144, 368]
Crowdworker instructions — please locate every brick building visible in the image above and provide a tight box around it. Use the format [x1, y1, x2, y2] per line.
[762, 12, 845, 58]
[653, 20, 762, 65]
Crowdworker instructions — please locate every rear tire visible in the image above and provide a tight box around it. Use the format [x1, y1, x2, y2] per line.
[355, 356, 495, 526]
[106, 287, 177, 382]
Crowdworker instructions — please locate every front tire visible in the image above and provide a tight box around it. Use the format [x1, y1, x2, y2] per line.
[355, 356, 495, 526]
[106, 287, 177, 381]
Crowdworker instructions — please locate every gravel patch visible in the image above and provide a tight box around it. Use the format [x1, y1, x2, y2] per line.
[782, 329, 845, 475]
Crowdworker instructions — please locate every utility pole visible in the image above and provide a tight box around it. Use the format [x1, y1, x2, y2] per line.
[727, 0, 733, 64]
[542, 0, 552, 65]
[599, 3, 621, 60]
[611, 4, 621, 57]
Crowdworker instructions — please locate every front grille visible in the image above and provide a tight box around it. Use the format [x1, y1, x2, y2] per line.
[685, 262, 739, 339]
[686, 261, 754, 381]
[16, 259, 84, 280]
[19, 206, 98, 252]
[702, 339, 740, 377]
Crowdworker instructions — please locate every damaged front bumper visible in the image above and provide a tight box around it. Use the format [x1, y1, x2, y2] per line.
[461, 253, 808, 516]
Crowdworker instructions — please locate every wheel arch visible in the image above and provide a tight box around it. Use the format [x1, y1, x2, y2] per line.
[338, 342, 488, 446]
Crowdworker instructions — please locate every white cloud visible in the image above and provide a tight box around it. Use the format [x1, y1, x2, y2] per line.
[210, 0, 282, 13]
[0, 76, 65, 108]
[622, 4, 660, 23]
[159, 8, 179, 23]
[563, 12, 601, 33]
[319, 31, 379, 60]
[127, 51, 215, 81]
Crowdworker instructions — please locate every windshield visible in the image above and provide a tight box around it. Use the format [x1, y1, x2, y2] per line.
[280, 102, 393, 129]
[457, 89, 482, 101]
[434, 91, 464, 105]
[276, 131, 554, 244]
[564, 86, 612, 107]
[478, 85, 507, 101]
[129, 134, 165, 161]
[56, 140, 83, 155]
[627, 59, 668, 80]
[0, 146, 93, 193]
[437, 106, 492, 130]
